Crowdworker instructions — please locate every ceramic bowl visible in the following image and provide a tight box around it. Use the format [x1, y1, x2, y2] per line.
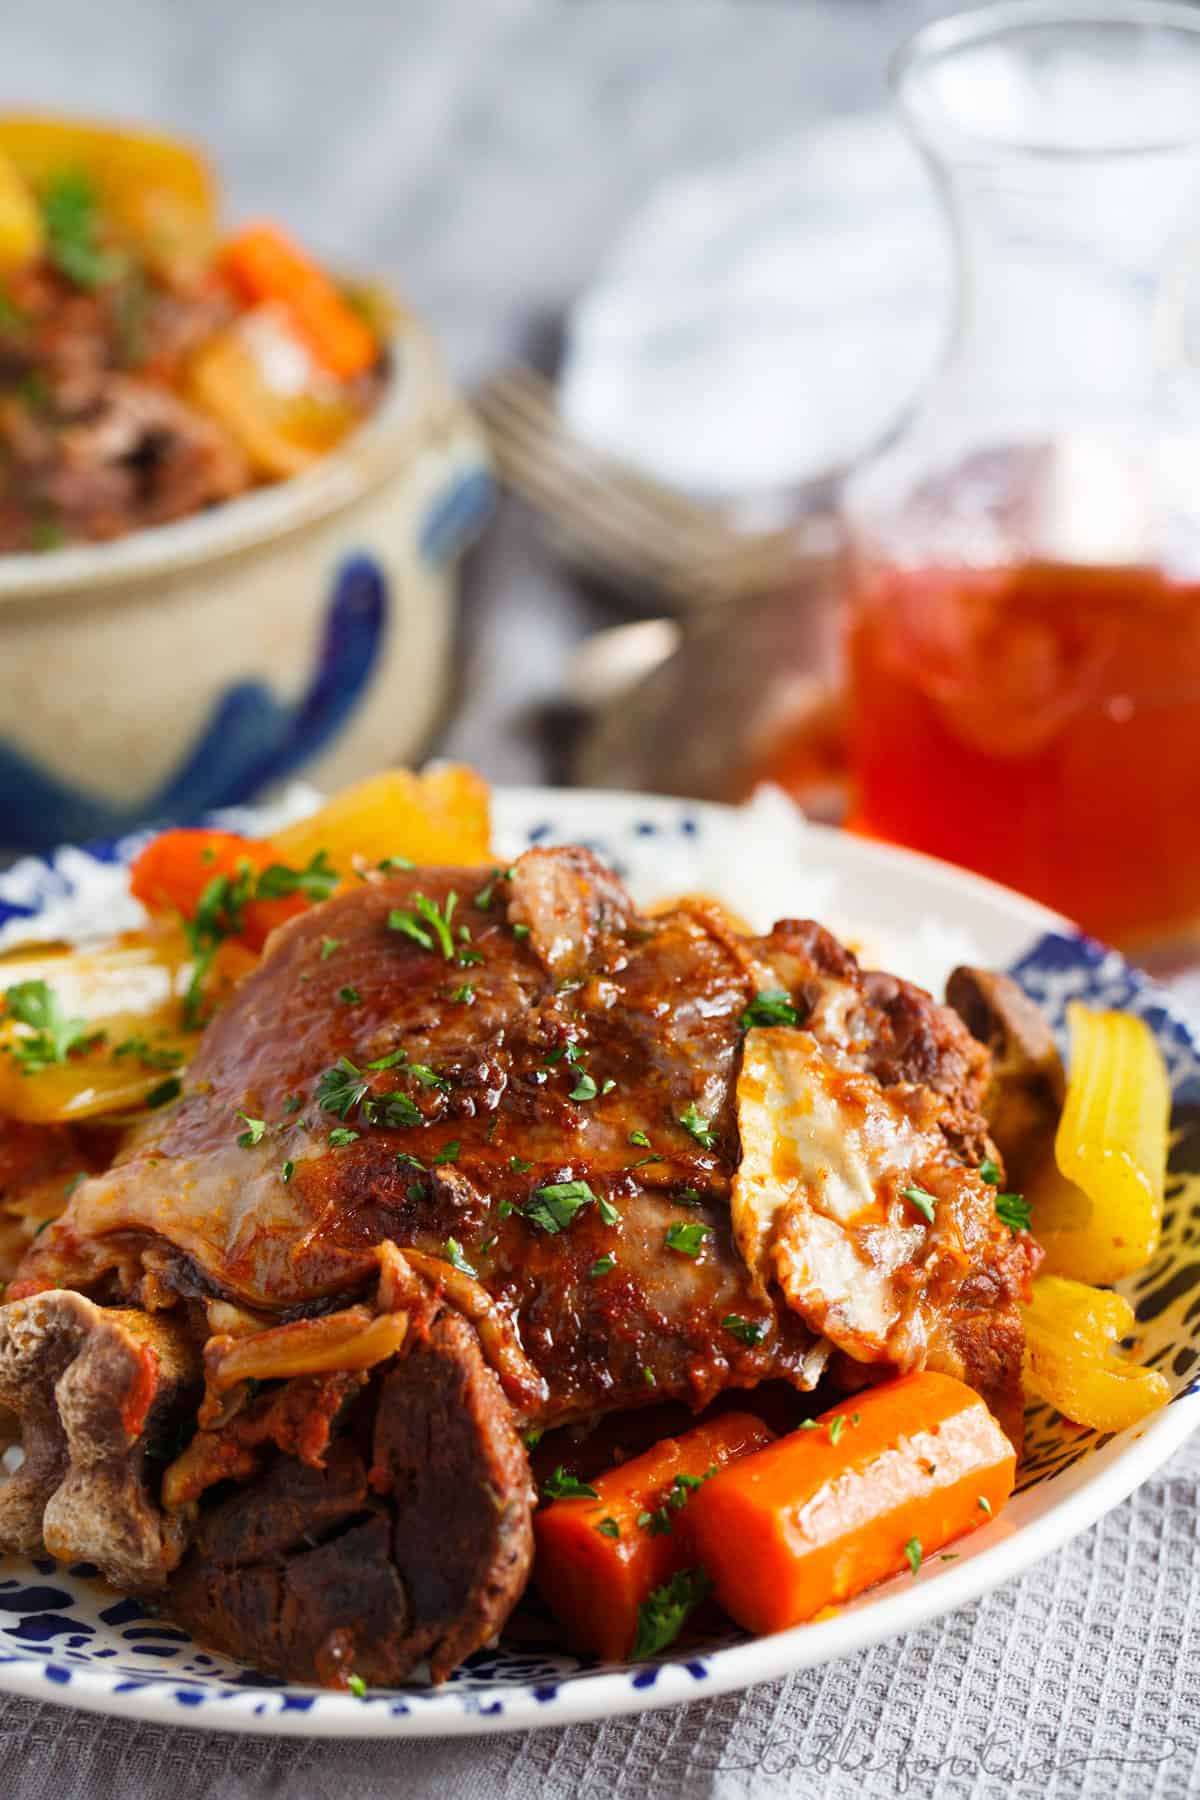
[0, 315, 492, 854]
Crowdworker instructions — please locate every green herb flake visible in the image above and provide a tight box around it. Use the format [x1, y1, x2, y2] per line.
[509, 1156, 533, 1174]
[512, 923, 531, 941]
[977, 1496, 992, 1516]
[388, 892, 458, 960]
[542, 1465, 599, 1502]
[236, 1111, 267, 1148]
[902, 1185, 937, 1224]
[904, 1536, 923, 1575]
[41, 172, 120, 290]
[597, 1194, 620, 1226]
[525, 1179, 597, 1234]
[589, 1254, 615, 1279]
[740, 989, 800, 1030]
[722, 1314, 766, 1346]
[979, 1157, 1001, 1186]
[315, 1057, 370, 1118]
[995, 1191, 1032, 1232]
[329, 1127, 360, 1147]
[665, 1221, 711, 1258]
[347, 1673, 367, 1699]
[432, 1140, 461, 1165]
[444, 1237, 477, 1277]
[450, 983, 475, 1004]
[631, 1568, 714, 1660]
[145, 1076, 182, 1109]
[254, 850, 339, 904]
[678, 1103, 716, 1149]
[596, 1517, 620, 1540]
[828, 1415, 846, 1446]
[569, 1072, 599, 1102]
[799, 1419, 820, 1431]
[319, 937, 342, 961]
[3, 979, 95, 1073]
[628, 1130, 651, 1148]
[337, 985, 362, 1006]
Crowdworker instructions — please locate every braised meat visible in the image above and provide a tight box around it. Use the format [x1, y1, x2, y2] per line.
[2, 847, 1038, 1682]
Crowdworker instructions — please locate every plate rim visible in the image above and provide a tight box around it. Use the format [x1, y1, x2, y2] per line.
[0, 783, 1194, 1739]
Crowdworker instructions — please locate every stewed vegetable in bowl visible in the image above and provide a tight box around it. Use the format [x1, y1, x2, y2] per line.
[0, 115, 390, 548]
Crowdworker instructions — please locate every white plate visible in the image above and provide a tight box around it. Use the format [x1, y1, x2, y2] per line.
[0, 786, 1195, 1738]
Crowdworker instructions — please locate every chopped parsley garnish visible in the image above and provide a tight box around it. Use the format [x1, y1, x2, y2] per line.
[525, 1179, 597, 1234]
[638, 1507, 673, 1538]
[631, 1568, 713, 1660]
[509, 1156, 533, 1174]
[283, 1095, 302, 1114]
[454, 948, 485, 968]
[374, 1091, 423, 1129]
[337, 985, 362, 1006]
[281, 1160, 294, 1184]
[995, 1191, 1032, 1232]
[450, 984, 475, 1004]
[3, 979, 95, 1072]
[377, 855, 415, 872]
[512, 923, 531, 941]
[328, 1127, 360, 1147]
[828, 1415, 846, 1446]
[569, 1072, 599, 1102]
[740, 989, 800, 1030]
[474, 875, 498, 910]
[346, 1673, 367, 1699]
[638, 1471, 713, 1538]
[432, 1140, 461, 1165]
[145, 1076, 182, 1109]
[678, 1103, 716, 1148]
[643, 1367, 657, 1388]
[799, 1419, 820, 1431]
[255, 851, 339, 904]
[676, 1187, 702, 1207]
[979, 1157, 1001, 1186]
[665, 1221, 711, 1258]
[319, 937, 342, 961]
[236, 1111, 267, 1148]
[388, 892, 458, 960]
[41, 172, 119, 289]
[542, 1466, 599, 1501]
[904, 1536, 922, 1575]
[597, 1194, 620, 1226]
[589, 1254, 615, 1279]
[407, 1062, 450, 1091]
[316, 1057, 370, 1119]
[444, 1237, 477, 1277]
[723, 1314, 765, 1346]
[365, 1048, 408, 1072]
[903, 1185, 937, 1224]
[628, 1130, 651, 1148]
[110, 1036, 183, 1071]
[395, 1150, 426, 1172]
[596, 1518, 620, 1540]
[977, 1495, 992, 1516]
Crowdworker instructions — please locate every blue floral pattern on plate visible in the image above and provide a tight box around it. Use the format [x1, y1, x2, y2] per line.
[0, 790, 1196, 1737]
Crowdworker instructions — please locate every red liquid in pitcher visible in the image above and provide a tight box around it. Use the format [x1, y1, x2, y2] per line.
[845, 557, 1200, 947]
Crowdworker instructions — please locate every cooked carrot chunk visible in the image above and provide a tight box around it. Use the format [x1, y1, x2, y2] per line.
[533, 1410, 774, 1661]
[687, 1372, 1014, 1636]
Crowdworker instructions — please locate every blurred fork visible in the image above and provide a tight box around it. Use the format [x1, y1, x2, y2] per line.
[474, 365, 835, 612]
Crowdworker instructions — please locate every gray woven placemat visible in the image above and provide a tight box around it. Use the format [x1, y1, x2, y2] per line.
[0, 1432, 1195, 1800]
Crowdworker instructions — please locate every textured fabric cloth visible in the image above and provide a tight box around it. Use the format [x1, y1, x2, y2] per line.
[0, 1431, 1195, 1800]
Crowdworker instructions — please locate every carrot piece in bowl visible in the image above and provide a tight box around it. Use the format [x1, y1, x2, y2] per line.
[533, 1410, 774, 1662]
[687, 1372, 1014, 1637]
[221, 222, 378, 380]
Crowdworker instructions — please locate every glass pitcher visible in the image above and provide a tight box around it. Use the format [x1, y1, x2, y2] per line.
[841, 1, 1200, 957]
